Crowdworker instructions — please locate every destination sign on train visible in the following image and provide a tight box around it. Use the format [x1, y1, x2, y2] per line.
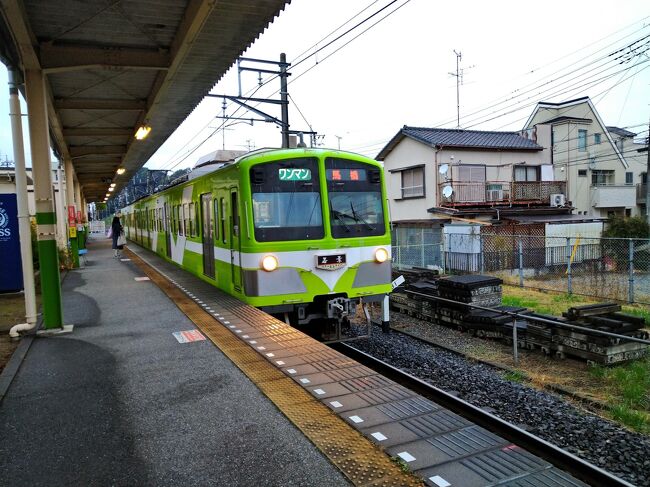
[278, 168, 311, 181]
[326, 169, 367, 181]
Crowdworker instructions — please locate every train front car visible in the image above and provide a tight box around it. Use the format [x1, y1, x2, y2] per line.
[240, 149, 392, 340]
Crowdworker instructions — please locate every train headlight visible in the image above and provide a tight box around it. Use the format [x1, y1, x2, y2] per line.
[261, 255, 279, 272]
[374, 248, 389, 263]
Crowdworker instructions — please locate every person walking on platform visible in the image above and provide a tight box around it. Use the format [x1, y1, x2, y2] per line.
[111, 211, 124, 258]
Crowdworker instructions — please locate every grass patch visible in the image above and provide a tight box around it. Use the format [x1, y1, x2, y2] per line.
[609, 405, 650, 434]
[589, 358, 650, 434]
[503, 285, 650, 434]
[502, 286, 596, 317]
[551, 293, 585, 304]
[501, 295, 554, 315]
[503, 370, 527, 383]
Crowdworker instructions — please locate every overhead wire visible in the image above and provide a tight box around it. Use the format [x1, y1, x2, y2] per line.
[431, 26, 650, 128]
[158, 0, 408, 171]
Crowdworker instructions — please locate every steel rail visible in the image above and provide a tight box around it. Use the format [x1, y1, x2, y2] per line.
[333, 342, 636, 487]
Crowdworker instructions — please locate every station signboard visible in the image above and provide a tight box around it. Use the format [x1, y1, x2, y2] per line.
[0, 194, 23, 292]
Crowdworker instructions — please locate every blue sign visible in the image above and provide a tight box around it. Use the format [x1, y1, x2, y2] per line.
[0, 194, 24, 292]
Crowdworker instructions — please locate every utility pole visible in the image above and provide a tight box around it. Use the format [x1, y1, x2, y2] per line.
[449, 50, 462, 128]
[279, 53, 290, 148]
[335, 135, 343, 150]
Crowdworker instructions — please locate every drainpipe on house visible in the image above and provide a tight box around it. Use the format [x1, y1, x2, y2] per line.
[8, 69, 38, 338]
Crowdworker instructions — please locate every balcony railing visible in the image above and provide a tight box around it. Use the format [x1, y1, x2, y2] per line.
[439, 180, 566, 207]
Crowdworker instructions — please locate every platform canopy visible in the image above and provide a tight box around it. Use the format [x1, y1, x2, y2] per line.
[0, 0, 290, 201]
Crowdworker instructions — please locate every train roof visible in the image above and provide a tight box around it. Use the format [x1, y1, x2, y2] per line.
[234, 147, 380, 166]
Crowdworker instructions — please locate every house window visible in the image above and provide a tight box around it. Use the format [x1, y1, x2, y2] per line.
[594, 133, 601, 145]
[591, 170, 615, 186]
[578, 129, 587, 152]
[514, 166, 540, 182]
[625, 172, 633, 185]
[578, 169, 587, 177]
[625, 208, 632, 217]
[400, 167, 425, 198]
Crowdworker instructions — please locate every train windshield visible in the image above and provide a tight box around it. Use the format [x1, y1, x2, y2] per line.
[250, 158, 324, 242]
[325, 158, 385, 239]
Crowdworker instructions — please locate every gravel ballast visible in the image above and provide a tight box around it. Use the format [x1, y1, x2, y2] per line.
[350, 318, 650, 487]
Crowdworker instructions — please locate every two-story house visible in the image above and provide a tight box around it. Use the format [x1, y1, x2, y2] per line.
[376, 125, 568, 223]
[524, 97, 636, 218]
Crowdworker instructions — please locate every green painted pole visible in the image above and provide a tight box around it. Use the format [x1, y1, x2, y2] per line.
[70, 230, 79, 268]
[25, 69, 64, 329]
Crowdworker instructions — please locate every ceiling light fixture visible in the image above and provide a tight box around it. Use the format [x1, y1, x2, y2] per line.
[116, 167, 126, 175]
[135, 125, 151, 140]
[108, 187, 114, 192]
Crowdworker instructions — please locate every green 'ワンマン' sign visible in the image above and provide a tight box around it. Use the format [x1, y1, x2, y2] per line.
[279, 168, 311, 181]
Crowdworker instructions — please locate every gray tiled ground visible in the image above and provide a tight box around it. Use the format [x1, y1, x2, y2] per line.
[0, 237, 350, 487]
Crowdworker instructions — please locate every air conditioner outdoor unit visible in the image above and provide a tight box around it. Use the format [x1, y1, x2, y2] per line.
[550, 193, 565, 207]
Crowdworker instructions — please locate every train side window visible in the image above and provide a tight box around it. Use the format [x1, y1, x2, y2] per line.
[220, 198, 226, 243]
[181, 204, 186, 236]
[188, 202, 195, 237]
[213, 199, 219, 241]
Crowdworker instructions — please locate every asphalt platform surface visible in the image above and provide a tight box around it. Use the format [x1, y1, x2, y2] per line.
[0, 237, 350, 486]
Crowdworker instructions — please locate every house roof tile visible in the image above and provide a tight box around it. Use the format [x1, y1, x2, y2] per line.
[377, 126, 542, 160]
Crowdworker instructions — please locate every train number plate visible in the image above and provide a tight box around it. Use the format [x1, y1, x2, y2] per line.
[316, 253, 346, 270]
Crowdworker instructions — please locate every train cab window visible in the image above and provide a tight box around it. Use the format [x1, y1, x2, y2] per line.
[325, 158, 385, 239]
[249, 158, 323, 242]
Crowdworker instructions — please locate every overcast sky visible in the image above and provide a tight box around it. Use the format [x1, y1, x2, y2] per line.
[1, 0, 649, 171]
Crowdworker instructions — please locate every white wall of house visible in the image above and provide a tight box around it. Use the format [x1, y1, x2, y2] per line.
[384, 136, 436, 222]
[383, 136, 548, 222]
[526, 100, 636, 218]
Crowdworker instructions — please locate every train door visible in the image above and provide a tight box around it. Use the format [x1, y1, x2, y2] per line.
[163, 203, 171, 257]
[229, 189, 242, 291]
[200, 193, 215, 279]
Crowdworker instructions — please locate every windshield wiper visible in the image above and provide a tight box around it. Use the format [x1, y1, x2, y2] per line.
[350, 201, 375, 231]
[330, 206, 351, 232]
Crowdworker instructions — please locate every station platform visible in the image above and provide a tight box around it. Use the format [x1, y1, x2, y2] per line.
[0, 237, 589, 487]
[0, 238, 356, 486]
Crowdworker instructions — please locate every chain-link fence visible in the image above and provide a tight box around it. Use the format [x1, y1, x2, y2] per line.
[393, 228, 650, 304]
[391, 226, 444, 270]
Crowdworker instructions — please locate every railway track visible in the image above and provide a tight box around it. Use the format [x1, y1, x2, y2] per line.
[332, 341, 635, 487]
[378, 319, 609, 412]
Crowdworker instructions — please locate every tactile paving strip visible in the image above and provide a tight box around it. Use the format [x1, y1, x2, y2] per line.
[125, 244, 588, 487]
[125, 248, 423, 487]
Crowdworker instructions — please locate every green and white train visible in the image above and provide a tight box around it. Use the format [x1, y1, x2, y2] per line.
[122, 148, 392, 339]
